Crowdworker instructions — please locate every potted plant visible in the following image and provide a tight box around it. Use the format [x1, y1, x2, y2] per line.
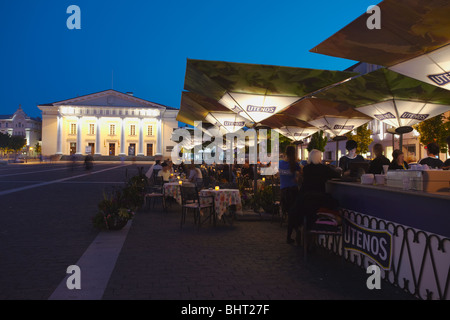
[92, 188, 135, 230]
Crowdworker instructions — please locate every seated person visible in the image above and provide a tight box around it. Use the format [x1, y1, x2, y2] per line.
[188, 163, 203, 183]
[388, 150, 409, 170]
[368, 143, 390, 174]
[338, 140, 366, 177]
[419, 142, 444, 169]
[157, 162, 171, 182]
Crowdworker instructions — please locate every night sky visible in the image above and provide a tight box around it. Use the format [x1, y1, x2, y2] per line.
[0, 0, 380, 119]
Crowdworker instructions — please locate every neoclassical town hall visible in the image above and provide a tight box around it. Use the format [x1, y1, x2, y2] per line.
[38, 90, 178, 158]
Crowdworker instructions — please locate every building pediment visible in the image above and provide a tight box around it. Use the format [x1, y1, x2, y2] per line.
[47, 90, 166, 109]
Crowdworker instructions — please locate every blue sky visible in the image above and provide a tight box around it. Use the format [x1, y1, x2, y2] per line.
[0, 0, 380, 119]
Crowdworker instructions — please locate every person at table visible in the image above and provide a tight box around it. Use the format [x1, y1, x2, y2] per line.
[388, 149, 409, 170]
[338, 140, 366, 177]
[188, 163, 203, 183]
[419, 142, 444, 169]
[368, 143, 390, 174]
[280, 145, 301, 244]
[157, 162, 171, 182]
[287, 149, 340, 245]
[443, 136, 450, 170]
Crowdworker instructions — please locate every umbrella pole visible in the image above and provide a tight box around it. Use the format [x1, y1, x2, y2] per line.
[335, 140, 339, 165]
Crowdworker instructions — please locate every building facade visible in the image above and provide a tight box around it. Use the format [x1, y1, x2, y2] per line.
[0, 106, 42, 156]
[38, 90, 178, 158]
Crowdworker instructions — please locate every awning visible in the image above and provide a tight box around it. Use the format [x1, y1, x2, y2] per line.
[310, 0, 450, 90]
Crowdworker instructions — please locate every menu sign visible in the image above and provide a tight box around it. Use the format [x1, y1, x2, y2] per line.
[343, 219, 392, 270]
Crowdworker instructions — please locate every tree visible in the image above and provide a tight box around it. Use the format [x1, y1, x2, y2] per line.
[307, 130, 327, 152]
[345, 124, 373, 154]
[35, 142, 41, 155]
[8, 136, 27, 152]
[0, 132, 9, 156]
[414, 114, 449, 153]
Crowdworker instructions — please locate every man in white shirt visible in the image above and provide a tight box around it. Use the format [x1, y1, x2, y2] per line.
[188, 163, 202, 182]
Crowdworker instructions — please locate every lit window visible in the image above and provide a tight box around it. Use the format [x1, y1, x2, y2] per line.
[110, 124, 115, 135]
[130, 125, 136, 136]
[89, 124, 95, 135]
[70, 123, 77, 135]
[147, 125, 153, 136]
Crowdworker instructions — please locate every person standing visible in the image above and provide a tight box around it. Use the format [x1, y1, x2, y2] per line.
[338, 140, 365, 177]
[280, 145, 301, 244]
[368, 143, 390, 174]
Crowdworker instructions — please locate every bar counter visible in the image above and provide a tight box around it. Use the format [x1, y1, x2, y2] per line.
[324, 180, 450, 300]
[326, 180, 450, 237]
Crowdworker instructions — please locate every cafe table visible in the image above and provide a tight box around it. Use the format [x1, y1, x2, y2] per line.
[199, 188, 243, 222]
[163, 181, 193, 205]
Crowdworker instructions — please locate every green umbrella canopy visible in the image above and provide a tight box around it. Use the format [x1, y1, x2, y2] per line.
[177, 91, 230, 126]
[183, 59, 358, 124]
[310, 0, 450, 67]
[184, 59, 358, 100]
[313, 68, 450, 129]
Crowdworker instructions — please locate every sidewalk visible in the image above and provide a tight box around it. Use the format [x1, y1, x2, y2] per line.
[101, 203, 415, 300]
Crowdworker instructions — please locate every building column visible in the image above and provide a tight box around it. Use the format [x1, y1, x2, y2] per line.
[56, 115, 62, 155]
[76, 116, 82, 154]
[119, 117, 126, 156]
[138, 118, 144, 156]
[95, 117, 101, 155]
[25, 128, 30, 146]
[156, 116, 162, 156]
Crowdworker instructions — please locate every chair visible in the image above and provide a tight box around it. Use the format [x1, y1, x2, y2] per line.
[301, 207, 344, 261]
[144, 177, 166, 211]
[195, 178, 204, 189]
[180, 185, 215, 229]
[270, 185, 282, 223]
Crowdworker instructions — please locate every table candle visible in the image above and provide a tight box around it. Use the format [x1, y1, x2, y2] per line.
[215, 186, 219, 191]
[179, 180, 182, 185]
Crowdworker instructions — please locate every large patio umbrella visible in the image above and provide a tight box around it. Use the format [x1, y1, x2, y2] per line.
[313, 68, 450, 149]
[310, 0, 450, 90]
[281, 97, 372, 161]
[183, 59, 357, 124]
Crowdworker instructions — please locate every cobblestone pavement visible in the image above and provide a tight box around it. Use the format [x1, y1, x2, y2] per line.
[103, 202, 415, 300]
[0, 162, 415, 301]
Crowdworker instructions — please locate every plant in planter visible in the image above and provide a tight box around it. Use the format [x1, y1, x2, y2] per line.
[92, 189, 135, 230]
[252, 184, 275, 213]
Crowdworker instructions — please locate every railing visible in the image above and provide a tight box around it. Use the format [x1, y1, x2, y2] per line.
[317, 209, 450, 300]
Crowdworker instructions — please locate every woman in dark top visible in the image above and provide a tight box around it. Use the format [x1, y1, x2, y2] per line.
[339, 140, 366, 177]
[281, 146, 301, 244]
[287, 149, 340, 244]
[388, 149, 409, 170]
[368, 143, 390, 174]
